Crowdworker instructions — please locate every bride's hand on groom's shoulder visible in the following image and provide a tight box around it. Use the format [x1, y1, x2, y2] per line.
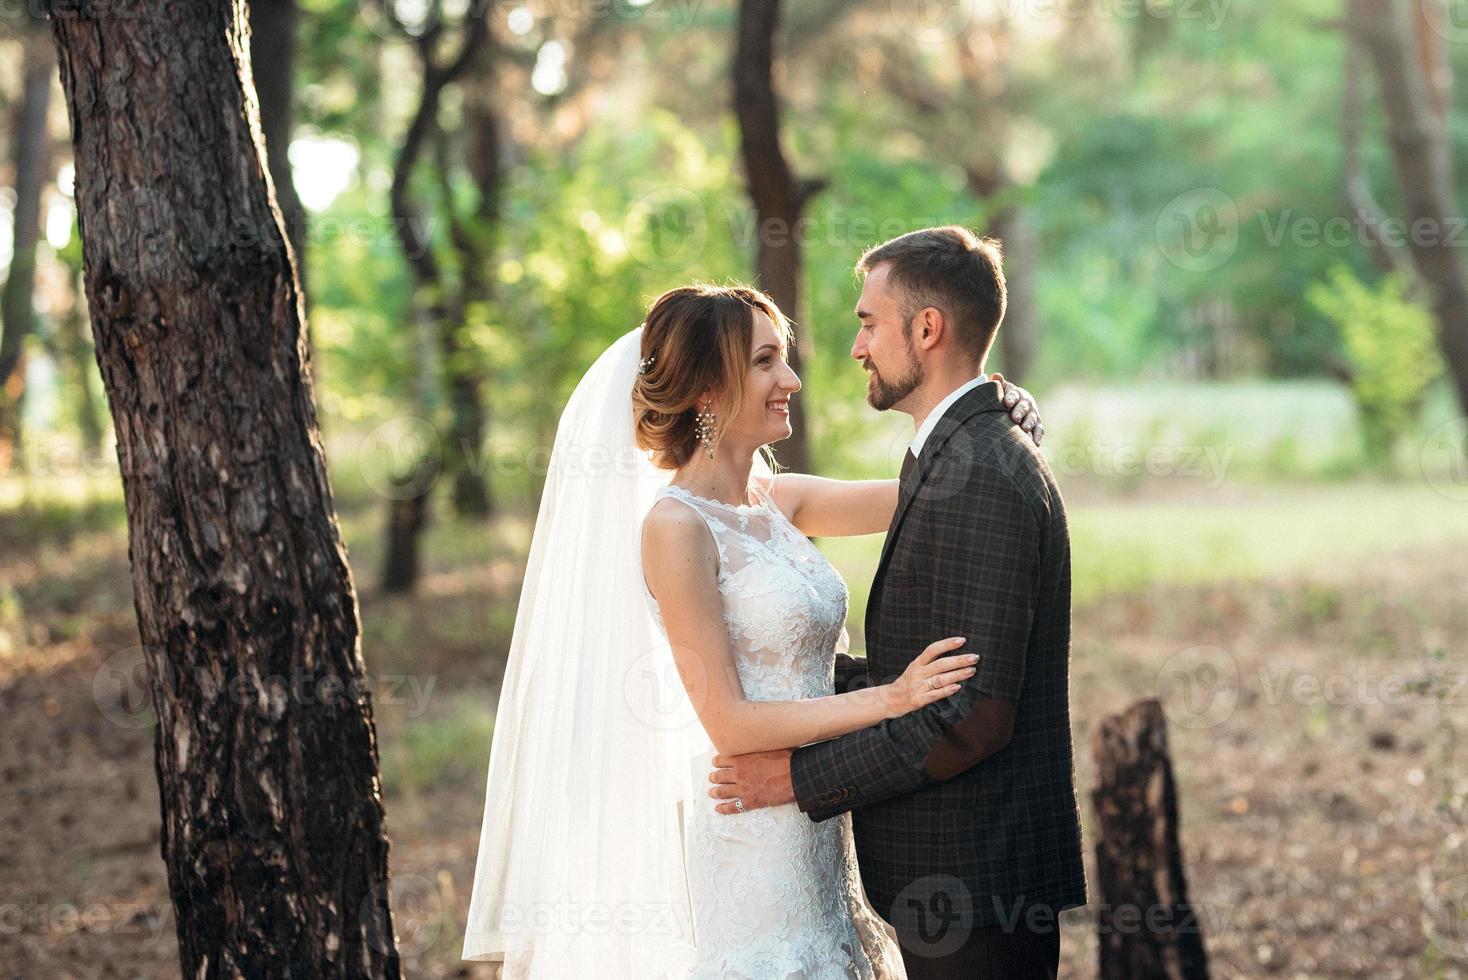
[882, 637, 980, 719]
[991, 372, 1045, 446]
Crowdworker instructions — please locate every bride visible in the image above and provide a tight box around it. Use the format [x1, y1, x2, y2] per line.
[463, 284, 1035, 977]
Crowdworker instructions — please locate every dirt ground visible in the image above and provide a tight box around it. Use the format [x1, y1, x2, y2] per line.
[1, 521, 1464, 979]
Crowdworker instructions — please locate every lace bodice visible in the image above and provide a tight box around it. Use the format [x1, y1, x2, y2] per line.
[642, 474, 906, 979]
[645, 476, 851, 701]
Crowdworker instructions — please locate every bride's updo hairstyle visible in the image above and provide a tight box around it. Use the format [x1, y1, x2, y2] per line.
[633, 283, 790, 470]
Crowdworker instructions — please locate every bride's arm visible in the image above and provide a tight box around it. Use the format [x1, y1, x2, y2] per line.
[770, 475, 898, 538]
[642, 501, 978, 757]
[768, 376, 1047, 537]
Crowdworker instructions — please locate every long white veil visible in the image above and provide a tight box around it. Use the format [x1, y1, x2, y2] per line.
[462, 327, 715, 976]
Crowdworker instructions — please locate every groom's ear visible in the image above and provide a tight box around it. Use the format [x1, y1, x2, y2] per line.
[912, 306, 947, 351]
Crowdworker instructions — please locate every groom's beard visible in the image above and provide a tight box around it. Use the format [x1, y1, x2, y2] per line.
[864, 347, 922, 411]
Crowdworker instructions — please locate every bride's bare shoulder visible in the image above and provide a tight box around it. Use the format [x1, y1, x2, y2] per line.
[641, 497, 717, 579]
[642, 496, 707, 548]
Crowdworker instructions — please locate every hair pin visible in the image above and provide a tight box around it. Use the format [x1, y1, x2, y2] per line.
[638, 354, 656, 374]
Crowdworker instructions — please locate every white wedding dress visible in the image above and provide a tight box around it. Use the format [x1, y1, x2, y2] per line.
[644, 475, 907, 980]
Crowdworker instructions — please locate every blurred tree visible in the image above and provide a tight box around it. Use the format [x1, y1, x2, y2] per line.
[735, 0, 821, 474]
[863, 19, 1042, 381]
[380, 0, 492, 593]
[0, 26, 52, 471]
[1348, 0, 1468, 415]
[54, 242, 105, 452]
[48, 0, 400, 972]
[249, 0, 313, 351]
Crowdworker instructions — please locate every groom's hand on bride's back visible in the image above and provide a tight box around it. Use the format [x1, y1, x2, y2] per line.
[991, 372, 1044, 446]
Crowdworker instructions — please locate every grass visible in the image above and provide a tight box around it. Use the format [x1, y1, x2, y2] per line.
[378, 692, 496, 799]
[818, 479, 1468, 640]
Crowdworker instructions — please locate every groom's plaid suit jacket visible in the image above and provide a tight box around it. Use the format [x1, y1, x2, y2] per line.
[790, 380, 1087, 933]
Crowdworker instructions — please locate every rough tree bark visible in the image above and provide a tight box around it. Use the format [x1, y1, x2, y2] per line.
[1349, 0, 1468, 414]
[1091, 698, 1209, 980]
[48, 0, 400, 973]
[735, 0, 821, 474]
[0, 30, 53, 467]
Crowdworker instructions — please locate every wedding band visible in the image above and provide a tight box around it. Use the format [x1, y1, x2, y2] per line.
[733, 797, 745, 812]
[927, 677, 936, 690]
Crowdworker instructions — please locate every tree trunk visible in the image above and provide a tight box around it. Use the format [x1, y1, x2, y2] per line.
[735, 0, 821, 474]
[988, 203, 1039, 383]
[1350, 0, 1468, 414]
[48, 1, 401, 973]
[250, 0, 314, 362]
[0, 33, 53, 466]
[1091, 698, 1210, 980]
[432, 75, 498, 519]
[381, 13, 488, 590]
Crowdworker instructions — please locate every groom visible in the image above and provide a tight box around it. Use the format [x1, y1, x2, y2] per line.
[709, 226, 1086, 979]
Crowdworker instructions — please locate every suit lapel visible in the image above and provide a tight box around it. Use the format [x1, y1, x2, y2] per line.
[864, 380, 1012, 647]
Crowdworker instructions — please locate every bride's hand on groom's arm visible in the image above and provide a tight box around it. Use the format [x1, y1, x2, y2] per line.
[705, 640, 976, 816]
[881, 637, 979, 719]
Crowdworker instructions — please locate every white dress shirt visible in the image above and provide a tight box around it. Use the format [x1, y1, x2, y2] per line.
[909, 375, 990, 458]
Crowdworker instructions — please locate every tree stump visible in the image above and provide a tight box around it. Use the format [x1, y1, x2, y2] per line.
[1090, 698, 1209, 980]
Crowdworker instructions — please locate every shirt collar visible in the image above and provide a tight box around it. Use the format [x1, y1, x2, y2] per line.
[909, 375, 988, 458]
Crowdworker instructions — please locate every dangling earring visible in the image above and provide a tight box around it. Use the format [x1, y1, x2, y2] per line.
[695, 404, 717, 459]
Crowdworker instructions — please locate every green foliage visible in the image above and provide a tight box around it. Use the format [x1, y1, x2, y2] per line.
[1306, 266, 1442, 460]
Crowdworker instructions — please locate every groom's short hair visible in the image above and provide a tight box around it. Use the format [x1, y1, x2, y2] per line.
[857, 226, 1007, 362]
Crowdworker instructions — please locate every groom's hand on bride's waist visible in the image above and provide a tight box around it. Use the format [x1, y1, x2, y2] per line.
[708, 749, 795, 815]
